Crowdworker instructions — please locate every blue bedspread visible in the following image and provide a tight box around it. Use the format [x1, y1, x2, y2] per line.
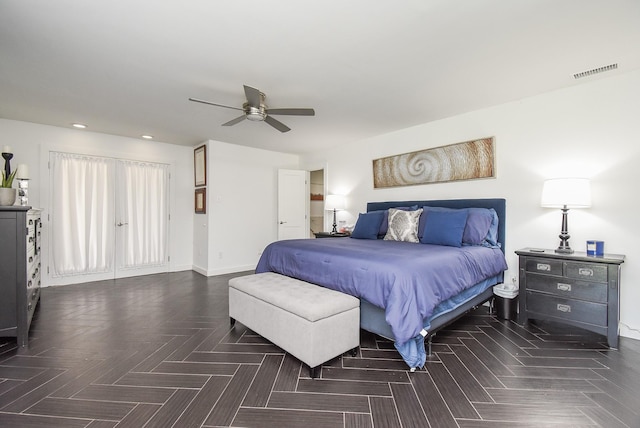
[255, 238, 508, 365]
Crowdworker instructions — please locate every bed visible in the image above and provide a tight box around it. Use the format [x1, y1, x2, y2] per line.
[256, 198, 508, 369]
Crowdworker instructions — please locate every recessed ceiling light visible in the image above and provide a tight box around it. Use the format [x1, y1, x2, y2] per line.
[72, 123, 87, 129]
[141, 135, 153, 139]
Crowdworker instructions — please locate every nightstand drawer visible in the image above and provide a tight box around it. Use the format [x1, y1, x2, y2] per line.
[565, 261, 607, 282]
[525, 258, 563, 276]
[526, 291, 607, 326]
[526, 274, 607, 303]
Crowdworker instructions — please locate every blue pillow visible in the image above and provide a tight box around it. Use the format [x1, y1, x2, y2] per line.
[418, 206, 460, 240]
[418, 206, 497, 246]
[351, 211, 385, 240]
[482, 208, 500, 247]
[420, 209, 468, 247]
[463, 208, 494, 246]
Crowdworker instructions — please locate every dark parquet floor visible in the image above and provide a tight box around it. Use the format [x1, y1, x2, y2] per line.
[1, 271, 640, 427]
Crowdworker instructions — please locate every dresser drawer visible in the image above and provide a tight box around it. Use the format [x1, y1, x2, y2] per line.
[27, 245, 36, 268]
[525, 258, 563, 276]
[526, 291, 607, 326]
[565, 261, 607, 283]
[526, 273, 607, 303]
[26, 213, 41, 253]
[28, 259, 41, 286]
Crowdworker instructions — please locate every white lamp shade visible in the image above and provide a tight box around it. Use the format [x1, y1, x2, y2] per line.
[325, 194, 346, 211]
[16, 164, 29, 180]
[541, 178, 591, 208]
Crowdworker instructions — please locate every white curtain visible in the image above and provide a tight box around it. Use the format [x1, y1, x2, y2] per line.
[51, 152, 115, 276]
[117, 160, 168, 268]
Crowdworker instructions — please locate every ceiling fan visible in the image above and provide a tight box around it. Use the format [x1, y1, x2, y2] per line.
[189, 85, 315, 133]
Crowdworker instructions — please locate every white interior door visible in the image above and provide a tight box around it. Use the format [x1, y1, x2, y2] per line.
[277, 169, 309, 240]
[49, 152, 169, 285]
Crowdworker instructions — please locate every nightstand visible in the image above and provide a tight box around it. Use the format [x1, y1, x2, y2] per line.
[314, 232, 350, 238]
[516, 248, 624, 348]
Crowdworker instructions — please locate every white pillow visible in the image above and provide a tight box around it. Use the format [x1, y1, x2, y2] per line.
[384, 208, 423, 243]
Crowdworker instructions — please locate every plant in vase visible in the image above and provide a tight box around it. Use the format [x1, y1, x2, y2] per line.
[0, 170, 17, 206]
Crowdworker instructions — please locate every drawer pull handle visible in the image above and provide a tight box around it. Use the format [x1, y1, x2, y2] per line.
[557, 303, 572, 313]
[578, 268, 594, 277]
[557, 283, 572, 292]
[536, 263, 551, 271]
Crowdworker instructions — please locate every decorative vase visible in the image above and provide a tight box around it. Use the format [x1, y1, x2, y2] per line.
[0, 188, 17, 206]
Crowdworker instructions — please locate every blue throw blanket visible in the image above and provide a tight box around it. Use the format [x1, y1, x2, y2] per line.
[256, 238, 508, 367]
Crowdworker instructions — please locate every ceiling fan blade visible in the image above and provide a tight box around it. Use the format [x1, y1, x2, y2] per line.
[189, 97, 243, 111]
[266, 108, 315, 116]
[264, 115, 291, 133]
[222, 115, 246, 126]
[243, 85, 263, 107]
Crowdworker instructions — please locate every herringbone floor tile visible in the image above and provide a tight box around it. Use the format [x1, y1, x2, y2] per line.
[1, 271, 640, 427]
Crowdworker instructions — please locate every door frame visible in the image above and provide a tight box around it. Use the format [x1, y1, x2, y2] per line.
[301, 162, 329, 233]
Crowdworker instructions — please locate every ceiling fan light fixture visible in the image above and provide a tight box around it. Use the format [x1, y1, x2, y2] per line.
[245, 105, 266, 121]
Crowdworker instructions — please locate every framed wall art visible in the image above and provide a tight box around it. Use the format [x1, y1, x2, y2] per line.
[194, 144, 207, 187]
[195, 188, 206, 214]
[372, 137, 495, 188]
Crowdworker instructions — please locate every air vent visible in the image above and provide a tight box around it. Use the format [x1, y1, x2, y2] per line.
[573, 63, 618, 79]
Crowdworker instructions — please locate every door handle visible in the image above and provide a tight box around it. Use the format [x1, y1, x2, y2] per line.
[279, 221, 287, 224]
[117, 222, 129, 227]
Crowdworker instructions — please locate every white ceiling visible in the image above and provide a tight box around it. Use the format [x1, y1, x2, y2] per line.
[1, 1, 639, 154]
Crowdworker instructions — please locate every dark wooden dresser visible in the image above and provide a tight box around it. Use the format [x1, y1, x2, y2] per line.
[0, 206, 42, 346]
[516, 248, 624, 348]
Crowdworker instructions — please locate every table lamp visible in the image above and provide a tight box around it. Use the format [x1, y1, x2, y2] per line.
[541, 178, 591, 254]
[325, 194, 346, 234]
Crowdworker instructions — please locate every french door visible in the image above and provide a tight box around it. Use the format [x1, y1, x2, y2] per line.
[49, 152, 169, 285]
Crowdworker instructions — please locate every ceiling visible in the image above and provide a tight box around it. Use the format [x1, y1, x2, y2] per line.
[1, 1, 639, 155]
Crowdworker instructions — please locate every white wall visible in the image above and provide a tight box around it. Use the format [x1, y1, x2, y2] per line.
[192, 140, 299, 276]
[301, 69, 640, 341]
[0, 118, 194, 281]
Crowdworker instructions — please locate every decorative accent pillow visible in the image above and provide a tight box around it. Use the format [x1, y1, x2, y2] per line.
[420, 209, 468, 247]
[377, 205, 419, 237]
[351, 211, 385, 240]
[384, 208, 423, 243]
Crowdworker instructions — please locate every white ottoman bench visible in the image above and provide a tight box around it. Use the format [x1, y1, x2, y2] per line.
[229, 272, 360, 378]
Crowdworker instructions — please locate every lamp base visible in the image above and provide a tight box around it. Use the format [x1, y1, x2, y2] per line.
[331, 208, 338, 234]
[554, 206, 573, 254]
[555, 247, 574, 254]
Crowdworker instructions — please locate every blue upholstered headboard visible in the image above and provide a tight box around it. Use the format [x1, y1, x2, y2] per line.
[366, 198, 506, 254]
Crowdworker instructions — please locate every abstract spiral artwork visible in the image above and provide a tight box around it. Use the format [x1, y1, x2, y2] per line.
[373, 137, 495, 188]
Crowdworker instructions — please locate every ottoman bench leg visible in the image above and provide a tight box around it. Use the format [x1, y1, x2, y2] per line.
[309, 365, 319, 379]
